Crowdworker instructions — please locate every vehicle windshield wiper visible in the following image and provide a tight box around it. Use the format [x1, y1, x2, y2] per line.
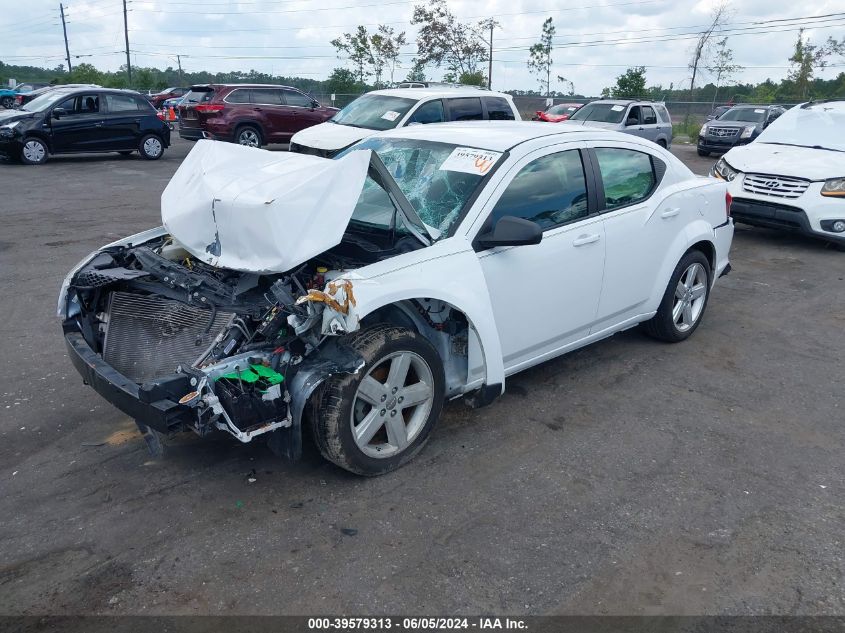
[761, 142, 845, 153]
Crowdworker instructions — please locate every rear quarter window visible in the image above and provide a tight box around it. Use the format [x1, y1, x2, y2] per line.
[225, 89, 251, 104]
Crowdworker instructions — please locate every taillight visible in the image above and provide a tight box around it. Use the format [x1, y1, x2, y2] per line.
[15, 95, 23, 104]
[194, 104, 225, 114]
[725, 191, 732, 218]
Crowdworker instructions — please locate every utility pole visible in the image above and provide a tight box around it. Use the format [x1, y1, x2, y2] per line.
[177, 54, 183, 87]
[60, 3, 72, 73]
[478, 18, 499, 90]
[122, 0, 132, 86]
[488, 23, 493, 89]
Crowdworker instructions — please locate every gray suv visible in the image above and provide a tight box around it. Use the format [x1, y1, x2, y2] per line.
[566, 99, 673, 147]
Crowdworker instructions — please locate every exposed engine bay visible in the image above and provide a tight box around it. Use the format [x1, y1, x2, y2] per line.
[61, 230, 469, 454]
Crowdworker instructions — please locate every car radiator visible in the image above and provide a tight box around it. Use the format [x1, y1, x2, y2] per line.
[102, 291, 234, 384]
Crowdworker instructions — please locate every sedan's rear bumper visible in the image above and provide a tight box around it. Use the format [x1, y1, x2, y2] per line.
[64, 331, 193, 433]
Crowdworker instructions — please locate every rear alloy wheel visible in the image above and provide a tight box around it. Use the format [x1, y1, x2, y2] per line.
[236, 126, 262, 148]
[1, 96, 14, 109]
[643, 250, 711, 343]
[20, 138, 48, 165]
[139, 134, 164, 160]
[311, 325, 445, 476]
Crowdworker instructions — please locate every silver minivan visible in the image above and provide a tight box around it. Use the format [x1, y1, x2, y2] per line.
[566, 99, 673, 148]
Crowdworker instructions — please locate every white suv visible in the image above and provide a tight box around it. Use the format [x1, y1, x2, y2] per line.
[713, 100, 845, 246]
[289, 87, 521, 157]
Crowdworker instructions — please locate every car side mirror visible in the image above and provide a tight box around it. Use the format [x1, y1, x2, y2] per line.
[311, 100, 319, 110]
[52, 107, 67, 119]
[475, 216, 543, 250]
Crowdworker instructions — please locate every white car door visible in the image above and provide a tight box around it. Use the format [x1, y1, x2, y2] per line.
[589, 143, 693, 331]
[469, 144, 606, 374]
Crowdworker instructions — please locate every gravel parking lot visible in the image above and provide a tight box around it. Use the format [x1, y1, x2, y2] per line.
[1, 138, 843, 616]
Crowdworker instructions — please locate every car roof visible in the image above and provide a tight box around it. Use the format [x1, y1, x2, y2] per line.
[365, 87, 514, 101]
[370, 120, 628, 152]
[801, 99, 845, 111]
[189, 83, 298, 90]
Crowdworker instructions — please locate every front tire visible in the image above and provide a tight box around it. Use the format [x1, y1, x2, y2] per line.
[235, 125, 262, 148]
[697, 148, 710, 157]
[20, 137, 48, 165]
[312, 325, 445, 476]
[643, 250, 712, 343]
[139, 134, 164, 160]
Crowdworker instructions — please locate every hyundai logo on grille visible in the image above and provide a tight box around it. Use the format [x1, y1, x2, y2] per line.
[763, 180, 780, 189]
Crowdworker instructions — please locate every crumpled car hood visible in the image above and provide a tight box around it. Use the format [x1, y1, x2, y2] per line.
[161, 139, 370, 274]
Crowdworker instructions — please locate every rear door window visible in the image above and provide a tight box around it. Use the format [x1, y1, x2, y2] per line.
[106, 93, 143, 113]
[447, 97, 483, 121]
[407, 99, 445, 124]
[251, 88, 283, 105]
[642, 106, 657, 125]
[483, 97, 515, 120]
[283, 89, 313, 108]
[225, 89, 251, 104]
[594, 148, 657, 210]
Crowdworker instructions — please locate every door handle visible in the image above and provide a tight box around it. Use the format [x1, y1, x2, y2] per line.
[94, 121, 104, 127]
[660, 208, 680, 219]
[573, 233, 601, 247]
[253, 107, 262, 111]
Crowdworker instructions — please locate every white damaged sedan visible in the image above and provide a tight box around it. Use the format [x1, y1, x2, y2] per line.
[59, 122, 733, 475]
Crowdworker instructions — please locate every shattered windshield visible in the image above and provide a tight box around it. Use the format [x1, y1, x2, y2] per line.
[340, 138, 494, 237]
[330, 94, 416, 130]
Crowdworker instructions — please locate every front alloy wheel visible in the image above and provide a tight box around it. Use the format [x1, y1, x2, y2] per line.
[351, 351, 434, 459]
[312, 325, 445, 476]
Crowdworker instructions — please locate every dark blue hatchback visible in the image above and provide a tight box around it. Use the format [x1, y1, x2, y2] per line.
[0, 87, 170, 165]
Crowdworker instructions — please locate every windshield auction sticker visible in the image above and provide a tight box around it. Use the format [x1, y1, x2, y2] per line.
[439, 147, 503, 176]
[381, 110, 401, 121]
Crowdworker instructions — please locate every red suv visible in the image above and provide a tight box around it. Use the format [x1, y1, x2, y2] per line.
[178, 84, 338, 147]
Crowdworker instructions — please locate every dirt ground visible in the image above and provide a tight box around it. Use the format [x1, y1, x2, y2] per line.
[0, 138, 843, 616]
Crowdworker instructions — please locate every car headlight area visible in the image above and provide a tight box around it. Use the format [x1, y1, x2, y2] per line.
[713, 157, 740, 182]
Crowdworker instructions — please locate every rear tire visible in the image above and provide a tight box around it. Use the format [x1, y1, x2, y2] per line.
[643, 250, 712, 343]
[311, 325, 445, 476]
[235, 125, 262, 148]
[1, 96, 13, 109]
[138, 134, 164, 160]
[657, 138, 667, 148]
[20, 137, 48, 165]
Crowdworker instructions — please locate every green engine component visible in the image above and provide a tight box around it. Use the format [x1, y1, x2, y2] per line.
[216, 364, 284, 392]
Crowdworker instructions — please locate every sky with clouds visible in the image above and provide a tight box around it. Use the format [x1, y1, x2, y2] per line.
[2, 0, 843, 95]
